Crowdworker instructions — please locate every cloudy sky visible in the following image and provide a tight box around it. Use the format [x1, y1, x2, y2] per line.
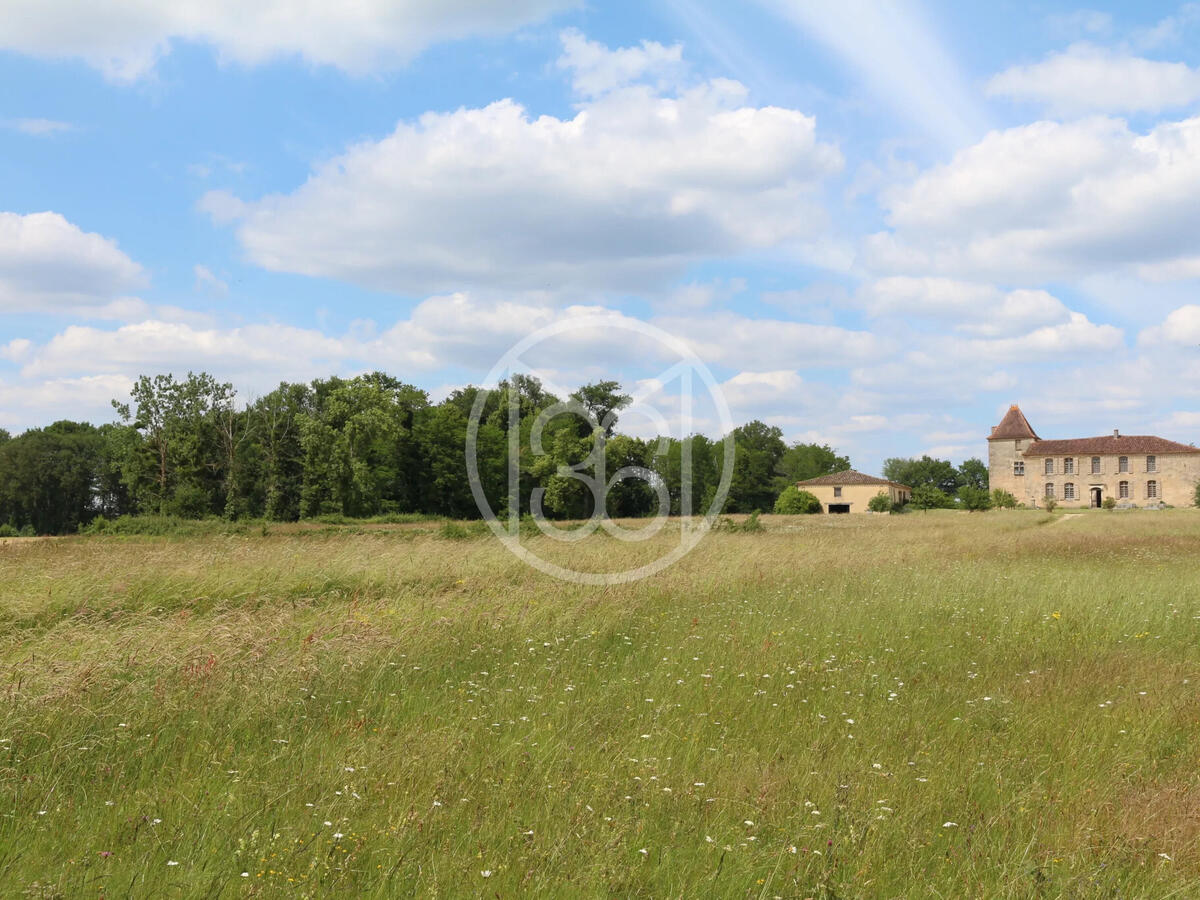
[3, 0, 1200, 472]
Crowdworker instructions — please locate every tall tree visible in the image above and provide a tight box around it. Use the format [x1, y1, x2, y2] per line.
[775, 442, 850, 492]
[727, 421, 787, 513]
[882, 455, 960, 494]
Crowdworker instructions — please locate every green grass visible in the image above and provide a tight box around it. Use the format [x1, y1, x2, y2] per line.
[1, 510, 1198, 897]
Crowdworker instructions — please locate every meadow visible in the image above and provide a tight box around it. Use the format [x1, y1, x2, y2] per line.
[0, 510, 1198, 898]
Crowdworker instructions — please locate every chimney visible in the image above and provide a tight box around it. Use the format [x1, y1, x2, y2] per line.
[1113, 429, 1119, 438]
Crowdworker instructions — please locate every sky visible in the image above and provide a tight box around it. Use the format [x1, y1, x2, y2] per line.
[3, 0, 1200, 473]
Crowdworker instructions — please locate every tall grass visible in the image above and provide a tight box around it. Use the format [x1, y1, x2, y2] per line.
[1, 511, 1198, 896]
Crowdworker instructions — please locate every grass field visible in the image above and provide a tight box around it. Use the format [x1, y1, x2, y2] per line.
[1, 510, 1199, 898]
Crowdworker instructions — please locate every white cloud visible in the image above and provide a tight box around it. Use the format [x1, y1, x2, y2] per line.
[0, 374, 134, 432]
[0, 211, 145, 312]
[0, 0, 577, 82]
[556, 28, 683, 98]
[860, 277, 1073, 337]
[7, 118, 74, 136]
[19, 320, 349, 380]
[1139, 304, 1200, 346]
[656, 311, 890, 370]
[869, 115, 1200, 282]
[209, 59, 841, 293]
[987, 44, 1200, 115]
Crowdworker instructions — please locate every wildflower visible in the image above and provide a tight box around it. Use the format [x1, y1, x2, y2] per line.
[638, 848, 648, 856]
[1159, 853, 1172, 861]
[167, 860, 179, 866]
[240, 873, 249, 877]
[942, 822, 957, 828]
[333, 833, 344, 839]
[481, 869, 493, 877]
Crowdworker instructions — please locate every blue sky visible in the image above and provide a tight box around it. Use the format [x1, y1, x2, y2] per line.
[4, 0, 1200, 473]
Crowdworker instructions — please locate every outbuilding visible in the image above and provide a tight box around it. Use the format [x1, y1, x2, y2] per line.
[794, 469, 911, 514]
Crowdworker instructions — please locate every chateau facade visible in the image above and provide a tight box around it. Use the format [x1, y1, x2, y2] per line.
[988, 406, 1200, 508]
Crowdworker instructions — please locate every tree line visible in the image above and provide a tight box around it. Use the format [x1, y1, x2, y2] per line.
[0, 371, 858, 534]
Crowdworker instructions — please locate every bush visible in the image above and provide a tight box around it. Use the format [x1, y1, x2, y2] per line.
[1194, 482, 1200, 508]
[714, 511, 766, 533]
[773, 486, 822, 515]
[0, 523, 17, 537]
[910, 484, 952, 510]
[867, 492, 893, 513]
[1043, 495, 1058, 513]
[1102, 496, 1117, 510]
[957, 485, 993, 512]
[991, 489, 1017, 509]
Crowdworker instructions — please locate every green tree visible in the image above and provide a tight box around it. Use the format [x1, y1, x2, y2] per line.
[570, 380, 631, 438]
[883, 455, 960, 494]
[774, 485, 822, 514]
[909, 484, 952, 510]
[0, 421, 115, 534]
[957, 484, 992, 511]
[957, 457, 989, 491]
[774, 442, 849, 493]
[727, 421, 787, 512]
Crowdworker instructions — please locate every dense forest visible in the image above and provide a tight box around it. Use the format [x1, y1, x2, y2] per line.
[0, 371, 862, 534]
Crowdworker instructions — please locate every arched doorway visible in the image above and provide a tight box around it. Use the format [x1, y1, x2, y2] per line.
[1090, 487, 1102, 508]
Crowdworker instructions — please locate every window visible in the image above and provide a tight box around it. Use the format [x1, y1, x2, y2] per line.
[1044, 458, 1054, 475]
[1147, 480, 1158, 499]
[1147, 455, 1157, 472]
[1119, 481, 1129, 499]
[1119, 456, 1128, 473]
[1045, 483, 1055, 498]
[1064, 483, 1076, 500]
[1013, 460, 1025, 476]
[1064, 457, 1075, 474]
[833, 486, 842, 498]
[1091, 456, 1101, 474]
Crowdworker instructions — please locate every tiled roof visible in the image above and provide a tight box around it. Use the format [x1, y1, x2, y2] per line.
[1024, 435, 1200, 456]
[796, 469, 911, 489]
[989, 405, 1039, 440]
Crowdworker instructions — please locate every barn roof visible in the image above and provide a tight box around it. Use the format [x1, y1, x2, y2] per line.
[796, 469, 911, 490]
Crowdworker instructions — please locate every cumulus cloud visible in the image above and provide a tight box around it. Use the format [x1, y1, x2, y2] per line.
[987, 44, 1200, 114]
[0, 0, 577, 81]
[1139, 304, 1200, 346]
[868, 115, 1200, 282]
[0, 211, 145, 312]
[860, 277, 1073, 337]
[557, 28, 683, 97]
[208, 54, 841, 294]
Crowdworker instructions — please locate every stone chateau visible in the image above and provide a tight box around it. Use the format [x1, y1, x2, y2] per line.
[988, 405, 1200, 508]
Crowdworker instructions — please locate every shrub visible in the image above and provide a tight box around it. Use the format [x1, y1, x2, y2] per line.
[714, 511, 766, 533]
[910, 484, 952, 510]
[0, 523, 17, 537]
[957, 485, 993, 512]
[773, 486, 822, 515]
[1102, 496, 1116, 510]
[991, 489, 1017, 509]
[1043, 495, 1058, 513]
[1194, 482, 1200, 508]
[867, 492, 893, 513]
